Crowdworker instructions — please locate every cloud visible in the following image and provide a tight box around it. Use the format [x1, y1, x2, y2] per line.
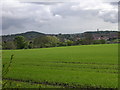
[2, 0, 57, 31]
[1, 0, 118, 35]
[51, 0, 118, 23]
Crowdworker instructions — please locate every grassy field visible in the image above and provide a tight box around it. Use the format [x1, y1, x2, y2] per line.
[2, 44, 118, 88]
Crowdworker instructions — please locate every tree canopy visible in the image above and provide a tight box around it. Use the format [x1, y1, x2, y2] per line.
[33, 36, 59, 48]
[14, 36, 27, 49]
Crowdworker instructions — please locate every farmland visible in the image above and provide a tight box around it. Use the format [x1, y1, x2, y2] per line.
[2, 44, 118, 88]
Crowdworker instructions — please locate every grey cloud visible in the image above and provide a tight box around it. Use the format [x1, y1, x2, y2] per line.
[2, 2, 54, 31]
[2, 1, 118, 35]
[51, 2, 118, 23]
[2, 17, 27, 30]
[24, 2, 63, 5]
[118, 2, 120, 24]
[99, 11, 118, 23]
[110, 2, 118, 5]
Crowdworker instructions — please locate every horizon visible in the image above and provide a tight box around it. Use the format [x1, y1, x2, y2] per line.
[1, 29, 118, 36]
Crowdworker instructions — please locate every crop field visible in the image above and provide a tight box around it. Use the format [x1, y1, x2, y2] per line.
[2, 44, 118, 88]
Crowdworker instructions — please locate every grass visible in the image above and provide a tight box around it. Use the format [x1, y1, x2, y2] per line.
[3, 80, 63, 88]
[2, 44, 118, 88]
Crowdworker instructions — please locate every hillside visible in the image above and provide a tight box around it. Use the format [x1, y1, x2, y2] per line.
[2, 31, 46, 41]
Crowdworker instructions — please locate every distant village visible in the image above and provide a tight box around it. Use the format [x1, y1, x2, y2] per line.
[78, 30, 119, 43]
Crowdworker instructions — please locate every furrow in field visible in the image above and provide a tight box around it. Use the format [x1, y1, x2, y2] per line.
[20, 63, 118, 74]
[2, 78, 118, 89]
[53, 61, 118, 66]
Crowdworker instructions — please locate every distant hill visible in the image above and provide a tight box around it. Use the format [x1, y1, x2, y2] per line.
[2, 31, 46, 41]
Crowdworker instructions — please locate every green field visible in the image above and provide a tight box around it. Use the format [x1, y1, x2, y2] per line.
[2, 44, 118, 88]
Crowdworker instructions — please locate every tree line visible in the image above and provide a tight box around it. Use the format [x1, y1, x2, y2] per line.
[2, 34, 107, 50]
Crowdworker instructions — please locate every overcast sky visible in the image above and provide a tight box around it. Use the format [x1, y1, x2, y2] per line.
[1, 0, 119, 35]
